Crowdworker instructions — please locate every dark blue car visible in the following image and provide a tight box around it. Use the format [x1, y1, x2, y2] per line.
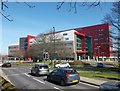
[47, 67, 80, 86]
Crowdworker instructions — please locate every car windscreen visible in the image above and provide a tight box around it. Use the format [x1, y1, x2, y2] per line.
[97, 63, 103, 65]
[39, 65, 48, 69]
[65, 69, 77, 74]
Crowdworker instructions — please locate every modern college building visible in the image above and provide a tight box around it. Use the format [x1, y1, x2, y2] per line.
[48, 23, 113, 61]
[8, 23, 113, 61]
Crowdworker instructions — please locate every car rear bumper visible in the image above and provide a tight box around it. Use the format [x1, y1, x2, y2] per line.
[66, 79, 80, 84]
[38, 71, 49, 75]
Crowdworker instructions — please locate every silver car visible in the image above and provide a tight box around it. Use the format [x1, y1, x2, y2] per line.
[31, 63, 49, 76]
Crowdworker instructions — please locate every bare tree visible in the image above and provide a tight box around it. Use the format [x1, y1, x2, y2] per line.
[0, 0, 35, 21]
[1, 1, 103, 21]
[56, 0, 102, 13]
[102, 1, 120, 61]
[8, 49, 24, 58]
[29, 30, 74, 61]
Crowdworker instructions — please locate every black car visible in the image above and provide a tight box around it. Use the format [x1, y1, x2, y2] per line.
[2, 62, 11, 67]
[99, 81, 120, 91]
[96, 63, 105, 68]
[47, 67, 80, 86]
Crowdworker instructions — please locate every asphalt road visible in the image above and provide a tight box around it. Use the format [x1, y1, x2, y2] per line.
[1, 65, 99, 91]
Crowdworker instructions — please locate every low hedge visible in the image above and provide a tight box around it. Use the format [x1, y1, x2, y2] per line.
[69, 60, 90, 66]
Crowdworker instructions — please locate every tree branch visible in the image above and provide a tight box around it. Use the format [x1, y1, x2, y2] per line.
[0, 12, 13, 21]
[24, 2, 35, 8]
[74, 1, 77, 13]
[57, 1, 65, 10]
[111, 21, 120, 32]
[57, 0, 102, 13]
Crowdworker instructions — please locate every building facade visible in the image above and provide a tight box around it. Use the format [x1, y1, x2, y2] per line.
[19, 35, 35, 60]
[8, 42, 19, 60]
[75, 23, 113, 60]
[42, 23, 112, 60]
[8, 23, 112, 61]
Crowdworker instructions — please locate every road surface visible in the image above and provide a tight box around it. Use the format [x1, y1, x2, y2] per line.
[1, 65, 99, 91]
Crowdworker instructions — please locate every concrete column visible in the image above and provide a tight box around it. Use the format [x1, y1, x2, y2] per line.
[79, 56, 81, 60]
[88, 56, 90, 61]
[74, 53, 77, 60]
[102, 57, 104, 62]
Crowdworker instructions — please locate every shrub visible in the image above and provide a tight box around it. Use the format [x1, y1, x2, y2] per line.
[69, 60, 90, 66]
[49, 60, 61, 66]
[113, 63, 120, 68]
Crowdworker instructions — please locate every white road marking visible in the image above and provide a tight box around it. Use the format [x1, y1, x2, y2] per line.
[32, 77, 45, 84]
[24, 73, 30, 77]
[54, 87, 60, 89]
[54, 87, 63, 91]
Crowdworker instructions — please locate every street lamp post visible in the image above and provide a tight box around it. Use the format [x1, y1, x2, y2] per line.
[53, 27, 55, 67]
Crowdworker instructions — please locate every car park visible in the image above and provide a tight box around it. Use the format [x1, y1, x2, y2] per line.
[2, 62, 11, 67]
[55, 62, 70, 68]
[47, 67, 80, 86]
[99, 81, 120, 91]
[31, 63, 49, 76]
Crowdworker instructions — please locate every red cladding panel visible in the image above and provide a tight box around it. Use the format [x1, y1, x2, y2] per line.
[75, 24, 111, 57]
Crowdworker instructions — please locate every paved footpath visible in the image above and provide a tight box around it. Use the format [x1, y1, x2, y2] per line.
[80, 77, 107, 86]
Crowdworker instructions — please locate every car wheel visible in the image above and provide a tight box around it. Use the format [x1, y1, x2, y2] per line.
[60, 79, 65, 86]
[47, 76, 50, 81]
[31, 70, 33, 74]
[36, 72, 39, 76]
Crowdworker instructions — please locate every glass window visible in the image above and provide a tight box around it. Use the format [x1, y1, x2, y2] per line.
[63, 33, 68, 36]
[100, 38, 104, 40]
[65, 38, 69, 40]
[95, 30, 99, 32]
[101, 29, 104, 31]
[101, 52, 104, 54]
[99, 34, 103, 36]
[39, 65, 48, 69]
[95, 43, 98, 45]
[94, 38, 98, 41]
[94, 48, 98, 50]
[65, 43, 72, 46]
[65, 69, 77, 74]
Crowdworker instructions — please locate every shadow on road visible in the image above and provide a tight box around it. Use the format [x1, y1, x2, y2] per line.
[28, 73, 47, 77]
[43, 78, 78, 87]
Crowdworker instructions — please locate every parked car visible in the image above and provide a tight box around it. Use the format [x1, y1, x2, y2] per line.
[55, 62, 70, 68]
[96, 62, 105, 68]
[99, 81, 120, 91]
[31, 63, 49, 76]
[47, 67, 80, 86]
[2, 62, 11, 67]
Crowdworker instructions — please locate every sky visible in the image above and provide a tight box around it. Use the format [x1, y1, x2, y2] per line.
[1, 2, 113, 55]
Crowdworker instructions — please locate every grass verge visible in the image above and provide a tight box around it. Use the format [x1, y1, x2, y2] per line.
[0, 76, 18, 91]
[78, 71, 120, 81]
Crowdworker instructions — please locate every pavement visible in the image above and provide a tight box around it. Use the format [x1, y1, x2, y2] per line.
[80, 77, 107, 86]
